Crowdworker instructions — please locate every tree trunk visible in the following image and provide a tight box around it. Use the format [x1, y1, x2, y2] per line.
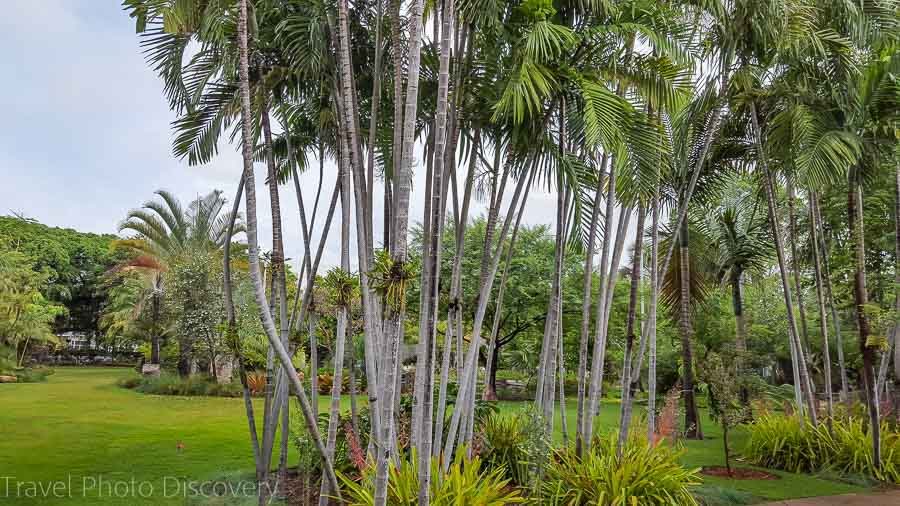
[319, 153, 352, 506]
[414, 5, 454, 499]
[375, 0, 425, 499]
[583, 163, 618, 452]
[678, 216, 703, 439]
[576, 158, 608, 455]
[483, 195, 528, 402]
[751, 103, 817, 425]
[787, 181, 813, 363]
[236, 0, 340, 498]
[813, 189, 849, 404]
[442, 170, 531, 464]
[893, 165, 900, 421]
[810, 191, 834, 426]
[848, 166, 881, 467]
[536, 173, 566, 423]
[151, 288, 161, 365]
[618, 206, 646, 453]
[647, 187, 660, 440]
[223, 174, 262, 483]
[732, 273, 746, 352]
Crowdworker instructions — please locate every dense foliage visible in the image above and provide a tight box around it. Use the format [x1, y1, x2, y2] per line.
[744, 414, 900, 483]
[533, 436, 702, 505]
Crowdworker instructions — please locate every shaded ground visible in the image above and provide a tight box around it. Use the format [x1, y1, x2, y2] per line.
[0, 367, 868, 504]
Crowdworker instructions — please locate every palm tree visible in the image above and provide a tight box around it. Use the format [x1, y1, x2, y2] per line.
[705, 191, 770, 351]
[118, 189, 243, 373]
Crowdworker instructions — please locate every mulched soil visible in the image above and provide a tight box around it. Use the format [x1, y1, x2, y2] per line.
[701, 466, 780, 480]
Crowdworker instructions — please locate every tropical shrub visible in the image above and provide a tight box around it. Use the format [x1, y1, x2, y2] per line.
[743, 414, 900, 483]
[120, 372, 242, 397]
[480, 413, 530, 486]
[532, 435, 701, 505]
[340, 449, 522, 505]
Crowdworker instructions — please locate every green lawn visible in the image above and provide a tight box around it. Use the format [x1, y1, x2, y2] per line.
[0, 368, 866, 505]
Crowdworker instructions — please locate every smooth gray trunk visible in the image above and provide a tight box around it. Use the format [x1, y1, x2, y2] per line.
[235, 0, 340, 497]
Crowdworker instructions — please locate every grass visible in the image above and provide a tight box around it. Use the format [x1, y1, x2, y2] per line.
[0, 367, 868, 505]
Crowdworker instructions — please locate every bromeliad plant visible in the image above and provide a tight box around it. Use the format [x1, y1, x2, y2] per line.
[532, 435, 701, 505]
[368, 249, 417, 311]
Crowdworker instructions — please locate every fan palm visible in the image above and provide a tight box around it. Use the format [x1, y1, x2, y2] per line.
[116, 189, 243, 370]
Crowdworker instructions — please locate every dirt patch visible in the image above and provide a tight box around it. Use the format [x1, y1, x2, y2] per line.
[701, 466, 780, 480]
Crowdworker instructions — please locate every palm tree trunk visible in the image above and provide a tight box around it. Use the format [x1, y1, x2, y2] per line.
[434, 131, 479, 454]
[810, 191, 834, 426]
[319, 155, 352, 505]
[236, 0, 340, 498]
[847, 166, 881, 467]
[375, 0, 425, 499]
[557, 318, 569, 445]
[222, 175, 262, 481]
[893, 166, 900, 421]
[618, 206, 646, 453]
[536, 175, 566, 422]
[787, 181, 813, 362]
[583, 161, 618, 452]
[260, 101, 293, 502]
[647, 188, 660, 439]
[813, 192, 849, 404]
[483, 193, 528, 402]
[332, 60, 382, 463]
[414, 5, 454, 494]
[575, 156, 608, 455]
[150, 286, 161, 365]
[751, 103, 817, 424]
[309, 314, 318, 416]
[677, 215, 703, 438]
[732, 274, 747, 352]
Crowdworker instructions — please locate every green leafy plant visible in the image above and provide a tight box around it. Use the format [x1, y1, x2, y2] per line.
[533, 435, 701, 505]
[339, 449, 523, 505]
[743, 414, 900, 483]
[480, 413, 531, 486]
[702, 352, 749, 474]
[368, 249, 417, 311]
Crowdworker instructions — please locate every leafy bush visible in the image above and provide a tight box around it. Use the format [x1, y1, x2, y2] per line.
[119, 372, 242, 397]
[532, 435, 701, 505]
[340, 449, 523, 505]
[743, 414, 900, 483]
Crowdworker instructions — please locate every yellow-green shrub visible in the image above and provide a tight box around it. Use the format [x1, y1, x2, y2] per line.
[339, 449, 523, 505]
[743, 414, 900, 483]
[532, 435, 701, 505]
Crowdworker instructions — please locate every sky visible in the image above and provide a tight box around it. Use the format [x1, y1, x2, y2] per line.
[0, 1, 578, 273]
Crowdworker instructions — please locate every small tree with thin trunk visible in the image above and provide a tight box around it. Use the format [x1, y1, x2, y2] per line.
[703, 352, 748, 475]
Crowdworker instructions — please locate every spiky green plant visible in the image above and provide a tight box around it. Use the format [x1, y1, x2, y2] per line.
[368, 249, 417, 311]
[480, 413, 531, 486]
[339, 449, 523, 505]
[532, 435, 701, 505]
[743, 414, 900, 483]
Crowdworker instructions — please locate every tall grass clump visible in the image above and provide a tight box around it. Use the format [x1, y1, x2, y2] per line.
[531, 435, 701, 505]
[743, 414, 900, 483]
